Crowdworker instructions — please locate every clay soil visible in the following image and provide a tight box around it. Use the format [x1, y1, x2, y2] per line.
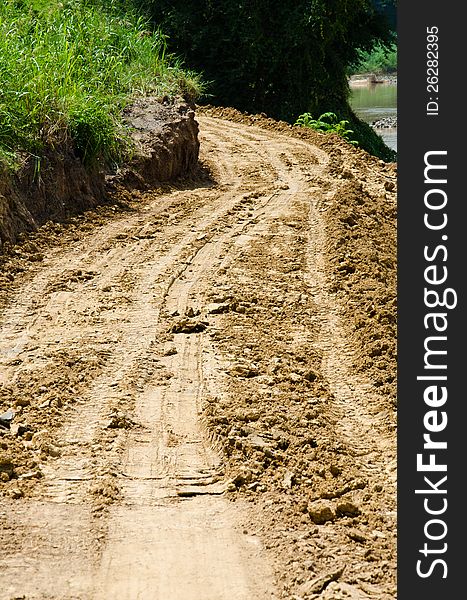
[0, 108, 396, 600]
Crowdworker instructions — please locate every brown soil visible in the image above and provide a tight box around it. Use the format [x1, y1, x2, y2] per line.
[0, 99, 199, 251]
[0, 107, 396, 600]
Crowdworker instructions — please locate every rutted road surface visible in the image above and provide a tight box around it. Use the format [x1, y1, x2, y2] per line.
[0, 111, 397, 599]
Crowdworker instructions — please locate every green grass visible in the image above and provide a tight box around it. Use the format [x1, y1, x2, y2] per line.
[0, 0, 204, 168]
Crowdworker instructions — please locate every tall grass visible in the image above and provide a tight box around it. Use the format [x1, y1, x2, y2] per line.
[0, 0, 204, 167]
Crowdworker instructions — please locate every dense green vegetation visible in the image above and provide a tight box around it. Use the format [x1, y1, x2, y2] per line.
[0, 0, 203, 167]
[130, 1, 391, 122]
[349, 38, 397, 75]
[128, 0, 395, 159]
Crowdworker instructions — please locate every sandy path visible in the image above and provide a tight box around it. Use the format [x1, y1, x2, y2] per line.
[0, 115, 396, 599]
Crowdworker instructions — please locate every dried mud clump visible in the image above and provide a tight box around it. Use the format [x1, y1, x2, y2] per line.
[0, 348, 106, 496]
[324, 180, 397, 404]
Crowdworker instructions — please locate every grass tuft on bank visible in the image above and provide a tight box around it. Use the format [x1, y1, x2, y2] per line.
[0, 0, 204, 168]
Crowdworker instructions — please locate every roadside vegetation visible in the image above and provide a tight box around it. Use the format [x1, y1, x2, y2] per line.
[297, 107, 395, 162]
[127, 0, 396, 160]
[0, 0, 204, 168]
[0, 0, 396, 172]
[131, 0, 391, 122]
[295, 112, 359, 146]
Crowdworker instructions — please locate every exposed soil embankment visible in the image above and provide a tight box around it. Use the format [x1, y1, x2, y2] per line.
[0, 99, 199, 252]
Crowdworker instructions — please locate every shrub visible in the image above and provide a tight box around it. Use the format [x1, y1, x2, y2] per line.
[295, 112, 359, 146]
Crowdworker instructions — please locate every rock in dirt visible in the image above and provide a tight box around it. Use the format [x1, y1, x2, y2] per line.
[162, 344, 178, 356]
[246, 434, 277, 459]
[346, 528, 368, 543]
[6, 485, 24, 499]
[228, 363, 259, 378]
[31, 431, 61, 458]
[106, 413, 137, 430]
[247, 434, 269, 450]
[336, 500, 361, 518]
[170, 317, 209, 334]
[282, 470, 295, 489]
[307, 499, 336, 524]
[0, 409, 15, 429]
[205, 302, 230, 314]
[18, 470, 42, 480]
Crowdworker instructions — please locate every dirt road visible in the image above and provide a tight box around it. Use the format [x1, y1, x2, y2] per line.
[0, 111, 397, 599]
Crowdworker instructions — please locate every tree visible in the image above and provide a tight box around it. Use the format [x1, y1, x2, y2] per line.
[130, 0, 392, 123]
[372, 0, 396, 31]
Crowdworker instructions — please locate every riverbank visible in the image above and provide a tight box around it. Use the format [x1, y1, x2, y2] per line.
[349, 74, 397, 87]
[349, 76, 397, 152]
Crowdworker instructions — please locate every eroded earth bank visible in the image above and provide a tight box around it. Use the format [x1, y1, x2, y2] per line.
[0, 107, 396, 600]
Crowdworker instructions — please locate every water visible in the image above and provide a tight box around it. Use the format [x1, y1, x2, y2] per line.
[350, 82, 397, 152]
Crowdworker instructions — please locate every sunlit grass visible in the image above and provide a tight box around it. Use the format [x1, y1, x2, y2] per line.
[0, 0, 204, 167]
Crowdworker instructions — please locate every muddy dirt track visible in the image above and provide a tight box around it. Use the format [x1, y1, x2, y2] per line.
[0, 110, 397, 600]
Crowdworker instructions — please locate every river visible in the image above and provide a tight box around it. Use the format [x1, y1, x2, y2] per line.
[350, 81, 397, 152]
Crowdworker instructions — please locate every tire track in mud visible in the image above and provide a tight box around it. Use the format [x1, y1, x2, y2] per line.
[305, 193, 396, 483]
[0, 119, 288, 600]
[92, 123, 318, 599]
[195, 117, 397, 598]
[0, 115, 396, 600]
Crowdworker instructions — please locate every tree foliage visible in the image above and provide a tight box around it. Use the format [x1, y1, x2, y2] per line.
[129, 0, 392, 123]
[372, 0, 396, 31]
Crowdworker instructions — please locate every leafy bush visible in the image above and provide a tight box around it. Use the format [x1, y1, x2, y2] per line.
[295, 112, 359, 146]
[349, 40, 397, 75]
